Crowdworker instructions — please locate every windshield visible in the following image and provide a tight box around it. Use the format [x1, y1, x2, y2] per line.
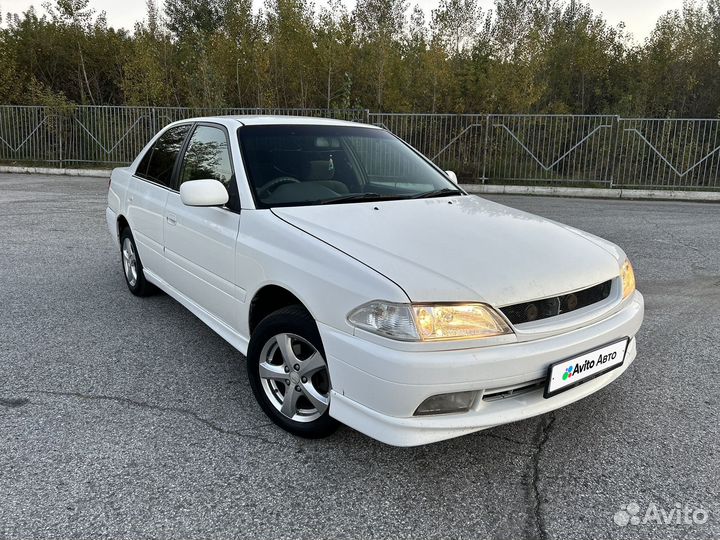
[238, 125, 462, 207]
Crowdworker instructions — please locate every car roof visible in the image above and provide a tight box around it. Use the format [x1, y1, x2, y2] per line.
[173, 115, 380, 129]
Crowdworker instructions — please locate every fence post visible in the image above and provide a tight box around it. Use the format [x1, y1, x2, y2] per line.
[609, 115, 621, 189]
[58, 112, 64, 169]
[481, 114, 490, 184]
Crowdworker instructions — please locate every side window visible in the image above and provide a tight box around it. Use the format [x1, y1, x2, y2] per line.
[178, 125, 238, 210]
[179, 126, 233, 186]
[136, 124, 191, 187]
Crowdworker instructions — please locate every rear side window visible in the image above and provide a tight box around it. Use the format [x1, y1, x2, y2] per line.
[136, 124, 191, 187]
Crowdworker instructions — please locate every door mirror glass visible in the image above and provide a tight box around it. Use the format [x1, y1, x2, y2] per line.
[179, 179, 229, 207]
[445, 170, 458, 183]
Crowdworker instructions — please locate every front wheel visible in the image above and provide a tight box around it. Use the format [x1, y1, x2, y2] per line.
[247, 306, 338, 439]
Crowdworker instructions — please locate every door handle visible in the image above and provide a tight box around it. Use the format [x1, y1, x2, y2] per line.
[166, 214, 177, 226]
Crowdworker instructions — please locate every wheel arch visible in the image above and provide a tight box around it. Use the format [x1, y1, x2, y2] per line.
[248, 284, 315, 336]
[117, 214, 130, 237]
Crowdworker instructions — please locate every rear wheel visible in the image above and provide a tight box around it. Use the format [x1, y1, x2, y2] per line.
[247, 305, 338, 438]
[119, 228, 154, 297]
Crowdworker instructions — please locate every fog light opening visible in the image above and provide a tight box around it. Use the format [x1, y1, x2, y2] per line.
[414, 391, 477, 416]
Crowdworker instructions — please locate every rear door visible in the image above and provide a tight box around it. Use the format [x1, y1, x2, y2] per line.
[126, 123, 191, 277]
[163, 123, 243, 329]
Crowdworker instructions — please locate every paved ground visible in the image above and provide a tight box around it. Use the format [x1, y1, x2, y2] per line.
[1, 173, 718, 540]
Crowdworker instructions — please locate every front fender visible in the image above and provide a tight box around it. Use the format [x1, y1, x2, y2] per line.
[236, 209, 408, 341]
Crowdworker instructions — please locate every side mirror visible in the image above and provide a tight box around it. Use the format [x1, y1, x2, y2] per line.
[180, 179, 229, 207]
[445, 170, 458, 183]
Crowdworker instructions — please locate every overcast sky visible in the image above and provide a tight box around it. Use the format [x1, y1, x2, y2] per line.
[1, 0, 683, 42]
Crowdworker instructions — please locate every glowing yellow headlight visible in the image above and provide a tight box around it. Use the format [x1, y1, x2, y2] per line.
[411, 304, 512, 341]
[621, 259, 636, 299]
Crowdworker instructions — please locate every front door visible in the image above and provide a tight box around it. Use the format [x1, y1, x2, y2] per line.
[162, 123, 243, 329]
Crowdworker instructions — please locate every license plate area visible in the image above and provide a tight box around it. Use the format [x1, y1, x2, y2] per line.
[544, 337, 629, 398]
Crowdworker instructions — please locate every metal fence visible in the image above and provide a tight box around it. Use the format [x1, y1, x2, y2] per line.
[2, 105, 720, 190]
[370, 113, 720, 189]
[0, 106, 368, 168]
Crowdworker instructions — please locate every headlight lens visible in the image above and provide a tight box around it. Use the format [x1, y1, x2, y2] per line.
[348, 301, 512, 341]
[621, 259, 636, 299]
[412, 304, 512, 341]
[347, 301, 419, 340]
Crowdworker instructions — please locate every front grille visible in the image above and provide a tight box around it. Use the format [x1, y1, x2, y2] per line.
[482, 379, 545, 401]
[500, 280, 612, 325]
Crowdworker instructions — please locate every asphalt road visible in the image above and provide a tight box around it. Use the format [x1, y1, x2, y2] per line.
[1, 173, 718, 540]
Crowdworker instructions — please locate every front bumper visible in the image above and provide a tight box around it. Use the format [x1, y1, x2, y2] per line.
[320, 291, 644, 446]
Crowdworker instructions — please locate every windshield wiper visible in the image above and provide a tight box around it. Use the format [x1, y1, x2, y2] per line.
[318, 193, 398, 205]
[411, 188, 464, 199]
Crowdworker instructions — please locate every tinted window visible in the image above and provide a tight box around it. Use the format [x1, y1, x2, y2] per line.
[179, 125, 238, 210]
[136, 124, 191, 187]
[179, 126, 233, 186]
[238, 125, 459, 208]
[348, 135, 439, 190]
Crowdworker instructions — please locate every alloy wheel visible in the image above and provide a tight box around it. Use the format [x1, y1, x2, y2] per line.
[258, 333, 330, 422]
[122, 237, 138, 287]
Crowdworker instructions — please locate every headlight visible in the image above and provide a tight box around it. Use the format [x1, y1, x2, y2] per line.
[621, 259, 636, 299]
[347, 301, 512, 341]
[347, 301, 419, 340]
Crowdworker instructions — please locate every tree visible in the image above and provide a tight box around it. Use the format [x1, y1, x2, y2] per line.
[354, 0, 408, 109]
[264, 0, 316, 107]
[0, 0, 720, 116]
[42, 0, 97, 28]
[164, 0, 224, 40]
[431, 0, 480, 55]
[122, 3, 174, 105]
[538, 1, 627, 113]
[314, 0, 355, 109]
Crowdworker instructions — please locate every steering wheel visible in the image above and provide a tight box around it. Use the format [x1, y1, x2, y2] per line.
[258, 176, 301, 197]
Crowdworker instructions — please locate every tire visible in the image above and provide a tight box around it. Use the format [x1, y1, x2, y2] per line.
[247, 305, 338, 439]
[119, 227, 155, 297]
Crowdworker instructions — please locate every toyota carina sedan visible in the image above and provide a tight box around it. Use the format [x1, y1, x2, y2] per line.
[106, 116, 644, 446]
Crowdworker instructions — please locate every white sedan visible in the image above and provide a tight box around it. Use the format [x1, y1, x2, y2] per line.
[106, 116, 644, 446]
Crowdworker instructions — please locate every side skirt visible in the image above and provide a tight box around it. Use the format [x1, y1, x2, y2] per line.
[144, 269, 250, 356]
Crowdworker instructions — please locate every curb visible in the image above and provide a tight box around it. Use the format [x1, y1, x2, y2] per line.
[1, 165, 718, 203]
[0, 165, 112, 178]
[461, 184, 720, 203]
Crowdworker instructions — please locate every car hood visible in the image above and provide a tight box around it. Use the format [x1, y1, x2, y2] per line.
[271, 195, 622, 305]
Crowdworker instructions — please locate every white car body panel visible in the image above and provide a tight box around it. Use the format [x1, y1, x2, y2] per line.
[125, 177, 169, 276]
[106, 115, 644, 446]
[233, 209, 410, 346]
[329, 334, 639, 447]
[273, 195, 620, 306]
[163, 192, 243, 328]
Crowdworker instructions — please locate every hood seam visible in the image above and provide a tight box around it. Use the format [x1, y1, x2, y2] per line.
[270, 208, 413, 303]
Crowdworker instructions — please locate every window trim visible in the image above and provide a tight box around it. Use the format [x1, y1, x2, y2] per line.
[133, 122, 194, 191]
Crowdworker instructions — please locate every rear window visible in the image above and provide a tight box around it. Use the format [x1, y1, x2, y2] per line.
[136, 124, 192, 187]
